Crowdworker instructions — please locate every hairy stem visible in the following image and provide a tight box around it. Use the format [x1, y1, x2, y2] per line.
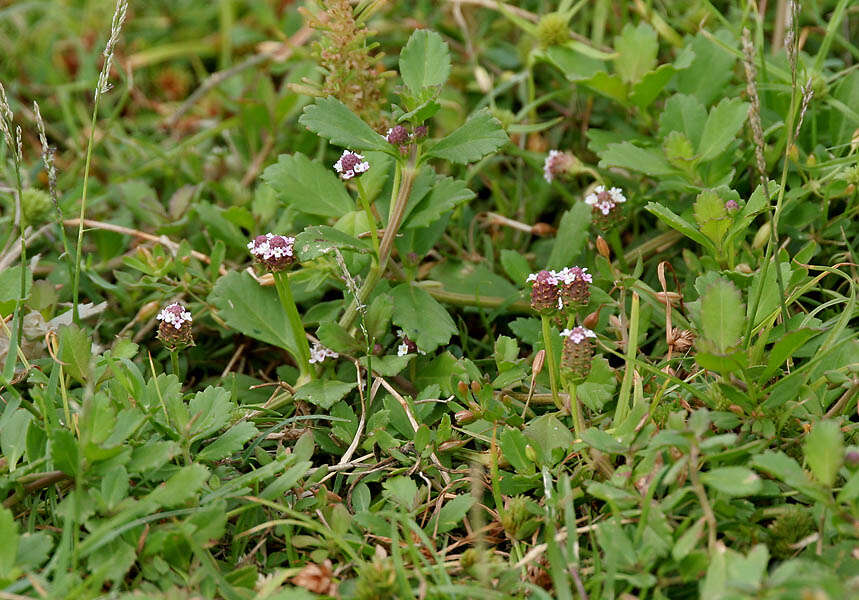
[274, 271, 312, 384]
[540, 314, 562, 412]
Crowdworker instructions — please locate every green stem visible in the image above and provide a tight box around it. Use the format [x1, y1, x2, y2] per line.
[339, 162, 416, 331]
[170, 350, 180, 378]
[355, 178, 380, 261]
[540, 314, 563, 412]
[273, 271, 312, 383]
[72, 90, 104, 325]
[614, 291, 639, 425]
[565, 378, 585, 440]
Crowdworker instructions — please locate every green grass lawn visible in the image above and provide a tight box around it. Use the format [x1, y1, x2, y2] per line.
[1, 0, 858, 598]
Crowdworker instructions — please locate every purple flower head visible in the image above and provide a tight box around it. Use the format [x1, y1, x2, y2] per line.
[555, 266, 592, 285]
[248, 233, 296, 272]
[556, 267, 592, 309]
[334, 150, 370, 180]
[543, 150, 570, 183]
[413, 125, 428, 139]
[560, 326, 596, 380]
[156, 302, 193, 349]
[386, 125, 410, 145]
[528, 270, 560, 314]
[725, 199, 739, 212]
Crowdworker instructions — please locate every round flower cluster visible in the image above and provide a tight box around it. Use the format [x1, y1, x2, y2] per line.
[584, 185, 626, 230]
[309, 342, 339, 364]
[333, 150, 370, 180]
[248, 233, 295, 272]
[396, 330, 425, 357]
[560, 326, 597, 381]
[527, 266, 592, 313]
[156, 302, 193, 349]
[543, 150, 577, 183]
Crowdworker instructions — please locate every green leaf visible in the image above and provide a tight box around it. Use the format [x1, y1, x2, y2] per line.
[500, 249, 531, 284]
[672, 518, 705, 561]
[700, 466, 762, 496]
[147, 464, 209, 508]
[628, 63, 676, 108]
[382, 476, 420, 510]
[389, 283, 457, 353]
[599, 143, 676, 177]
[399, 29, 451, 93]
[752, 451, 826, 502]
[697, 98, 750, 162]
[523, 414, 573, 464]
[580, 71, 628, 104]
[403, 174, 474, 229]
[51, 429, 79, 477]
[500, 427, 533, 474]
[760, 329, 818, 382]
[294, 225, 369, 261]
[0, 506, 18, 578]
[545, 45, 605, 81]
[424, 109, 508, 164]
[0, 409, 31, 472]
[198, 421, 258, 462]
[431, 494, 475, 534]
[100, 465, 129, 512]
[298, 97, 388, 152]
[645, 202, 716, 253]
[693, 189, 731, 246]
[316, 321, 363, 355]
[699, 277, 745, 353]
[294, 380, 356, 410]
[261, 153, 354, 218]
[613, 22, 658, 84]
[188, 386, 233, 442]
[547, 202, 591, 269]
[659, 93, 707, 148]
[803, 420, 843, 487]
[59, 323, 92, 384]
[209, 271, 298, 356]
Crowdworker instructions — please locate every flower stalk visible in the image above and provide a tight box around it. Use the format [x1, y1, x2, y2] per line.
[273, 271, 313, 384]
[540, 314, 563, 412]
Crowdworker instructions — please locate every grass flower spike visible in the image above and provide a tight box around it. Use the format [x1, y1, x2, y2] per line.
[334, 150, 370, 180]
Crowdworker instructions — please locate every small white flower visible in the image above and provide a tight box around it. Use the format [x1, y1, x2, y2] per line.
[526, 271, 559, 285]
[555, 266, 593, 285]
[585, 185, 626, 215]
[333, 150, 370, 180]
[309, 342, 339, 364]
[560, 326, 597, 344]
[156, 303, 192, 330]
[397, 342, 410, 357]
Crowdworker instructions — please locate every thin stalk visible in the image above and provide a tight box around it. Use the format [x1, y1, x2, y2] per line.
[614, 292, 639, 425]
[355, 178, 380, 260]
[540, 315, 562, 412]
[273, 271, 312, 383]
[339, 162, 416, 330]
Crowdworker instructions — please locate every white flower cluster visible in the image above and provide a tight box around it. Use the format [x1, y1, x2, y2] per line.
[554, 266, 593, 285]
[560, 326, 597, 345]
[584, 185, 626, 215]
[526, 267, 591, 285]
[333, 150, 370, 180]
[156, 303, 192, 330]
[309, 342, 339, 364]
[247, 233, 295, 260]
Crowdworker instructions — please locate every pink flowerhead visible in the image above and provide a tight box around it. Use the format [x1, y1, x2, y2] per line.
[156, 302, 193, 349]
[248, 233, 296, 272]
[333, 150, 370, 180]
[560, 326, 597, 345]
[555, 266, 592, 285]
[526, 270, 559, 286]
[386, 125, 410, 145]
[584, 185, 626, 216]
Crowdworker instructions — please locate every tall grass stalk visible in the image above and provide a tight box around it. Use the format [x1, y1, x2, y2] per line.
[71, 0, 128, 324]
